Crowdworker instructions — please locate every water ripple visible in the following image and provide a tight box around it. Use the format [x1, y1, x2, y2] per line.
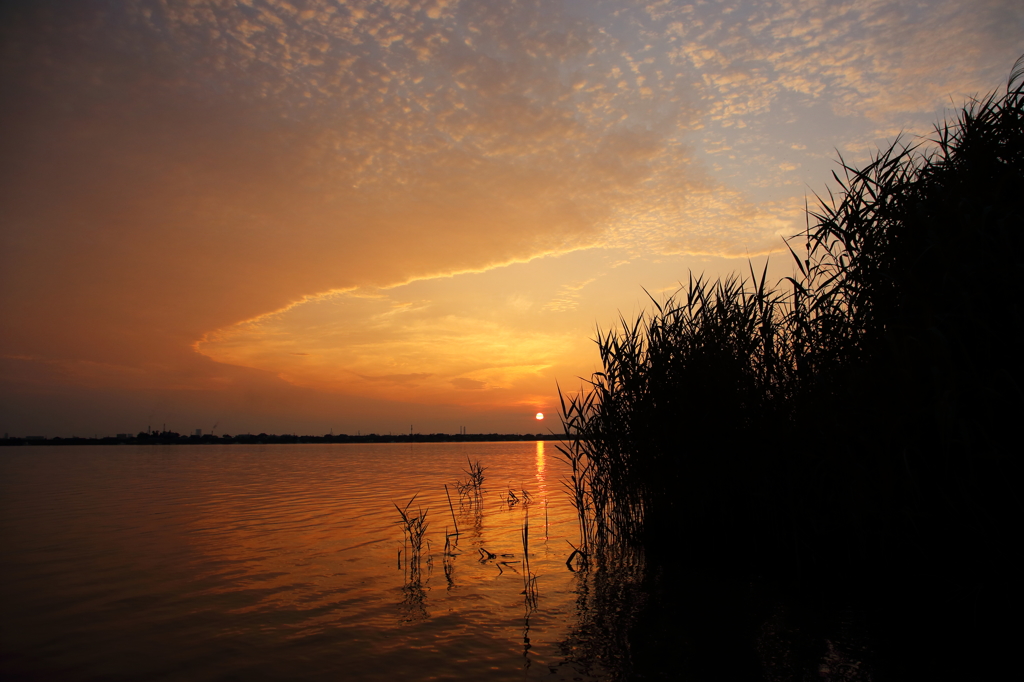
[1, 442, 589, 681]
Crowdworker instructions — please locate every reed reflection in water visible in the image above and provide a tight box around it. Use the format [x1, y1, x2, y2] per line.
[0, 442, 609, 681]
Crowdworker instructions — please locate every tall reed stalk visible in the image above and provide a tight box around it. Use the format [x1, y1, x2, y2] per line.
[521, 510, 539, 611]
[395, 495, 429, 584]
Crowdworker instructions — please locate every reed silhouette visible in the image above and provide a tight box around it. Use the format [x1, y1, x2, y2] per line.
[394, 495, 429, 585]
[521, 510, 539, 611]
[560, 56, 1024, 679]
[453, 457, 487, 504]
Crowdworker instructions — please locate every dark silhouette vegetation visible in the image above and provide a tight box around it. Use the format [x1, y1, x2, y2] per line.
[560, 58, 1024, 679]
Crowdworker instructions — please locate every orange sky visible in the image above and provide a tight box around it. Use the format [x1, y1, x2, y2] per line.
[2, 0, 1020, 436]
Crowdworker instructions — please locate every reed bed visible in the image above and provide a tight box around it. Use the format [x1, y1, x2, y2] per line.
[559, 57, 1024, 678]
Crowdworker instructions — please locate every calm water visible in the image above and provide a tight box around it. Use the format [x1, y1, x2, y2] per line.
[0, 442, 601, 681]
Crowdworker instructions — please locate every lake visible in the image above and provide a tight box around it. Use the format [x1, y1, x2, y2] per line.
[0, 442, 612, 681]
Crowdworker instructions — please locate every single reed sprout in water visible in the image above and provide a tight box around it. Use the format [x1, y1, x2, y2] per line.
[465, 458, 486, 492]
[500, 485, 532, 509]
[454, 457, 487, 502]
[521, 510, 539, 611]
[443, 529, 457, 589]
[394, 495, 429, 583]
[443, 483, 459, 538]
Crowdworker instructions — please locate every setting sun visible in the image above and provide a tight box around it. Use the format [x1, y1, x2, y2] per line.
[535, 413, 544, 420]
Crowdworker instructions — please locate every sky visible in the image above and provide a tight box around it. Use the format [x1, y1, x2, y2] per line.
[2, 0, 1021, 437]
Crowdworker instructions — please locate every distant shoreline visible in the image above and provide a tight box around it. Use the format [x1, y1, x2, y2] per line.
[0, 432, 567, 446]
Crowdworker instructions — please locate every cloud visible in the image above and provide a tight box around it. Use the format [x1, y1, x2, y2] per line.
[193, 253, 610, 407]
[196, 282, 575, 406]
[658, 0, 1021, 121]
[543, 276, 598, 312]
[1, 0, 724, 373]
[451, 377, 486, 390]
[355, 372, 433, 385]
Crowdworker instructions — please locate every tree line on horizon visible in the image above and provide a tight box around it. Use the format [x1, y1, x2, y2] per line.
[0, 431, 566, 446]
